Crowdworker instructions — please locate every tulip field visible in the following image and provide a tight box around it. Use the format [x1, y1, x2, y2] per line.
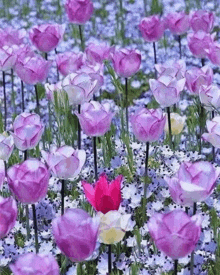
[1, 0, 220, 274]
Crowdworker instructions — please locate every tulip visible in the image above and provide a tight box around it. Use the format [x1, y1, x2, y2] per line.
[29, 23, 65, 53]
[165, 113, 186, 135]
[14, 44, 35, 63]
[45, 81, 63, 101]
[149, 75, 185, 108]
[75, 101, 115, 137]
[130, 108, 166, 143]
[185, 66, 213, 95]
[82, 173, 123, 214]
[56, 51, 84, 76]
[165, 161, 220, 206]
[98, 210, 132, 244]
[7, 159, 50, 204]
[199, 84, 220, 111]
[0, 132, 14, 161]
[111, 48, 141, 78]
[65, 0, 94, 24]
[15, 54, 51, 85]
[190, 10, 214, 33]
[155, 59, 186, 80]
[10, 253, 59, 275]
[62, 72, 98, 105]
[85, 42, 114, 64]
[0, 160, 5, 190]
[187, 31, 214, 58]
[42, 145, 86, 180]
[0, 27, 26, 47]
[205, 42, 220, 66]
[148, 209, 202, 259]
[11, 112, 44, 151]
[165, 12, 190, 35]
[0, 45, 17, 71]
[0, 196, 17, 239]
[52, 208, 100, 262]
[139, 15, 165, 42]
[202, 116, 220, 148]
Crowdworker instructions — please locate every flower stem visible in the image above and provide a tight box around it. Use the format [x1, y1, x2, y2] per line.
[78, 105, 81, 149]
[199, 106, 205, 154]
[190, 202, 197, 275]
[142, 142, 149, 224]
[55, 48, 60, 81]
[212, 110, 215, 161]
[178, 35, 182, 59]
[35, 85, 40, 115]
[153, 42, 157, 78]
[2, 71, 7, 130]
[174, 259, 178, 275]
[21, 80, 25, 112]
[108, 244, 112, 274]
[32, 204, 39, 253]
[167, 107, 173, 149]
[24, 150, 30, 240]
[61, 179, 65, 215]
[201, 58, 205, 67]
[125, 77, 128, 132]
[93, 137, 98, 180]
[79, 25, 85, 52]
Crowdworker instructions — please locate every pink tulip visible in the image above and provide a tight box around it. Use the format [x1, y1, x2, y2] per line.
[165, 161, 220, 206]
[65, 0, 94, 24]
[42, 145, 86, 180]
[56, 51, 84, 76]
[7, 159, 50, 204]
[0, 45, 17, 71]
[82, 173, 123, 214]
[15, 54, 51, 85]
[202, 116, 220, 148]
[165, 12, 190, 35]
[130, 108, 166, 142]
[14, 44, 35, 63]
[52, 208, 99, 262]
[0, 27, 26, 47]
[75, 101, 115, 137]
[199, 84, 220, 111]
[205, 42, 220, 66]
[0, 160, 5, 190]
[29, 24, 65, 53]
[149, 75, 185, 107]
[139, 15, 165, 42]
[111, 48, 141, 78]
[187, 31, 214, 58]
[155, 59, 186, 80]
[10, 253, 59, 275]
[190, 10, 214, 33]
[185, 66, 213, 94]
[0, 133, 14, 161]
[0, 196, 17, 239]
[85, 42, 114, 64]
[11, 112, 44, 151]
[148, 210, 202, 259]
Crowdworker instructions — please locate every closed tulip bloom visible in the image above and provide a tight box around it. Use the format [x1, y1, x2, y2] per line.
[65, 0, 94, 24]
[165, 12, 190, 35]
[56, 51, 84, 76]
[52, 208, 100, 262]
[85, 42, 114, 64]
[148, 210, 202, 259]
[165, 113, 186, 135]
[29, 24, 65, 53]
[188, 31, 214, 58]
[111, 48, 141, 78]
[0, 45, 17, 71]
[155, 59, 186, 80]
[130, 108, 166, 142]
[82, 173, 123, 214]
[202, 116, 220, 148]
[10, 253, 59, 275]
[165, 161, 220, 206]
[11, 112, 44, 151]
[205, 42, 220, 66]
[0, 160, 5, 190]
[0, 196, 17, 239]
[98, 210, 132, 244]
[7, 159, 50, 204]
[62, 72, 98, 105]
[15, 54, 51, 85]
[0, 132, 14, 161]
[139, 15, 165, 42]
[149, 75, 185, 107]
[185, 66, 213, 95]
[199, 84, 220, 111]
[190, 10, 214, 33]
[0, 27, 26, 47]
[75, 101, 115, 137]
[42, 145, 86, 180]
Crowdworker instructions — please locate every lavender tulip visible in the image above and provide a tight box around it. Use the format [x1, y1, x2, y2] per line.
[199, 84, 220, 111]
[155, 59, 186, 80]
[85, 42, 114, 64]
[0, 27, 26, 47]
[65, 0, 94, 24]
[190, 10, 214, 33]
[0, 45, 17, 71]
[0, 160, 5, 190]
[0, 132, 14, 161]
[165, 12, 190, 35]
[205, 42, 220, 66]
[202, 116, 220, 148]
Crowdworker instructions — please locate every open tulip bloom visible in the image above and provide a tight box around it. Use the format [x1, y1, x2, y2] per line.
[202, 116, 220, 149]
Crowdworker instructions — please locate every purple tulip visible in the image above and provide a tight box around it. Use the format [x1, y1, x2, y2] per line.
[11, 112, 44, 151]
[155, 59, 186, 80]
[165, 12, 190, 35]
[130, 108, 166, 142]
[15, 54, 51, 85]
[7, 159, 50, 204]
[165, 161, 220, 206]
[0, 133, 14, 161]
[42, 145, 86, 180]
[202, 116, 220, 148]
[0, 196, 17, 239]
[149, 75, 185, 108]
[75, 101, 115, 137]
[205, 42, 220, 66]
[52, 208, 99, 262]
[29, 24, 65, 53]
[0, 27, 26, 47]
[85, 42, 114, 64]
[0, 45, 17, 71]
[139, 15, 165, 42]
[148, 210, 202, 259]
[111, 48, 141, 78]
[10, 253, 59, 275]
[14, 44, 35, 63]
[56, 51, 84, 76]
[65, 0, 94, 24]
[190, 10, 215, 33]
[0, 160, 5, 190]
[199, 84, 220, 111]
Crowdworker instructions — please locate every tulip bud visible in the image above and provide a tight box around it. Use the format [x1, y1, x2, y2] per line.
[165, 113, 186, 135]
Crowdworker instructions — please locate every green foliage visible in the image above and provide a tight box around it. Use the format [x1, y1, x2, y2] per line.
[150, 0, 163, 15]
[14, 232, 25, 248]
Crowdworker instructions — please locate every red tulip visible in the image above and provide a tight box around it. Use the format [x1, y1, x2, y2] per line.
[82, 173, 123, 214]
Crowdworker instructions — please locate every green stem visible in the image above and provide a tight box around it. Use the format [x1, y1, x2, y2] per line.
[93, 137, 98, 180]
[61, 179, 65, 215]
[78, 105, 81, 149]
[35, 85, 40, 115]
[32, 204, 39, 253]
[79, 25, 85, 51]
[2, 71, 6, 130]
[125, 78, 128, 132]
[167, 107, 173, 149]
[108, 244, 112, 274]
